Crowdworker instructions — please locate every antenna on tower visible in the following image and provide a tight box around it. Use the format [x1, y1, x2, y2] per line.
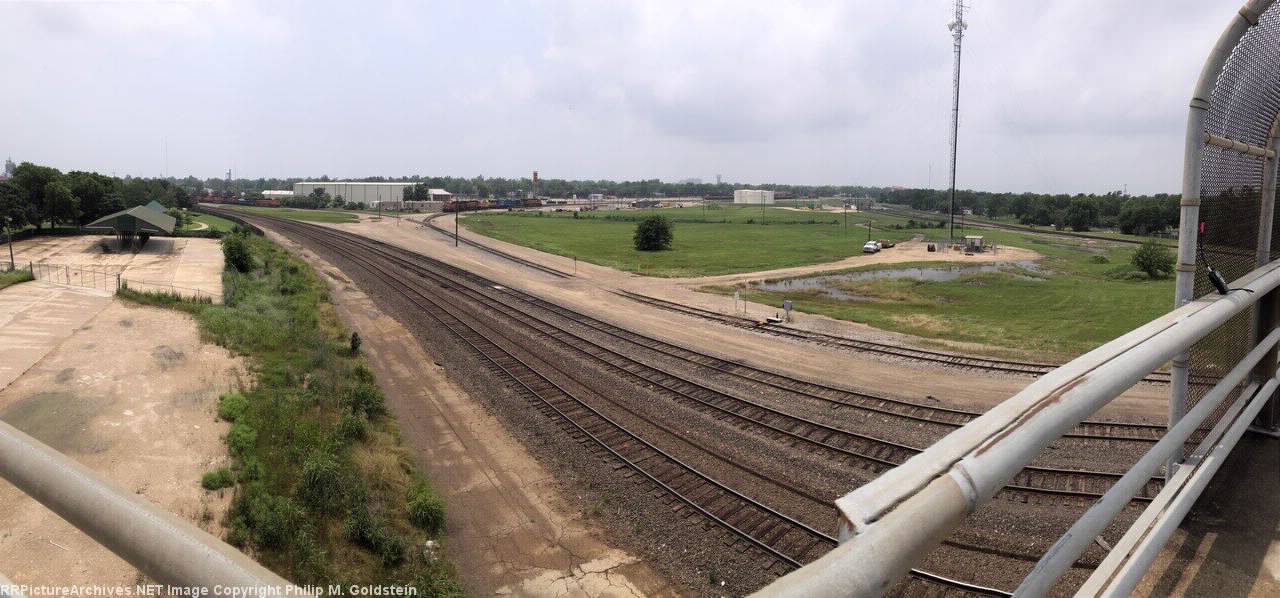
[946, 0, 968, 246]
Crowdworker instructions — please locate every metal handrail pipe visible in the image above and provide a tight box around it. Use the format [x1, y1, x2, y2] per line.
[0, 420, 299, 590]
[1013, 327, 1280, 596]
[756, 258, 1280, 597]
[1078, 376, 1278, 596]
[0, 573, 25, 598]
[1202, 132, 1277, 158]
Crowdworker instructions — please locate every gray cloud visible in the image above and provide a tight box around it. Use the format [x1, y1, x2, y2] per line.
[0, 0, 1246, 193]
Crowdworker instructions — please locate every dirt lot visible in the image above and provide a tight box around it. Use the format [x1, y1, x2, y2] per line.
[0, 299, 246, 585]
[8, 235, 224, 302]
[261, 228, 674, 597]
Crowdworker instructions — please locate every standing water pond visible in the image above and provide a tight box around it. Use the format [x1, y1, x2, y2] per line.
[751, 262, 1051, 301]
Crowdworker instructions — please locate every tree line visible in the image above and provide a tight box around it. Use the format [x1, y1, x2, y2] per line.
[886, 188, 1181, 235]
[0, 162, 193, 230]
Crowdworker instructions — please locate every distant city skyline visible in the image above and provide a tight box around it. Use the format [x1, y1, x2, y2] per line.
[0, 0, 1237, 194]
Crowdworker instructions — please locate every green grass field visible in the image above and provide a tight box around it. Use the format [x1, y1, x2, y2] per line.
[464, 206, 919, 277]
[187, 213, 238, 233]
[711, 241, 1173, 356]
[222, 205, 360, 224]
[466, 205, 1175, 355]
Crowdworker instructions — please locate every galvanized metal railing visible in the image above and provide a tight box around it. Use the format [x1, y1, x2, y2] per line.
[0, 420, 299, 591]
[757, 1, 1280, 595]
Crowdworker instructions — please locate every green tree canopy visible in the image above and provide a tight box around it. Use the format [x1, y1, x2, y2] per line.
[633, 215, 674, 251]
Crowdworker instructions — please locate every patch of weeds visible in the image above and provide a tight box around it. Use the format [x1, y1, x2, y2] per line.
[201, 467, 235, 491]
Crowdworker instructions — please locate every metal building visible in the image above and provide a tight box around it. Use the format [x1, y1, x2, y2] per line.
[732, 189, 775, 204]
[292, 181, 415, 207]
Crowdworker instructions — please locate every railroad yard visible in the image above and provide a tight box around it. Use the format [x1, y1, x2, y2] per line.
[201, 206, 1212, 596]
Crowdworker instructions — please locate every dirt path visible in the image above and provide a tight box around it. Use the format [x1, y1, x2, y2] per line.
[261, 228, 674, 597]
[327, 215, 1166, 420]
[0, 300, 245, 585]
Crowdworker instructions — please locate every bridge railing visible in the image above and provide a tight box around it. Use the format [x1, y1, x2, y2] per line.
[758, 0, 1280, 595]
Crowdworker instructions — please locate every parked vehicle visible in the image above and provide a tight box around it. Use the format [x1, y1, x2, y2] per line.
[862, 241, 880, 253]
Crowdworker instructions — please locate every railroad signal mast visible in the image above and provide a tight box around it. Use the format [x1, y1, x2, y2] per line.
[946, 0, 968, 246]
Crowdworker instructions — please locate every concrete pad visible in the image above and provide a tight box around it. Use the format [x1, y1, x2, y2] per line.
[8, 235, 223, 303]
[0, 300, 245, 585]
[0, 281, 112, 392]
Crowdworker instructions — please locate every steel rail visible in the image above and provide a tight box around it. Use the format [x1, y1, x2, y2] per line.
[238, 211, 1016, 596]
[756, 245, 1280, 596]
[260, 216, 831, 566]
[269, 213, 1172, 445]
[421, 211, 573, 278]
[614, 290, 1180, 386]
[267, 213, 1164, 504]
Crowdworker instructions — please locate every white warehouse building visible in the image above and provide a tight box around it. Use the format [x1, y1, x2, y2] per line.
[733, 189, 775, 204]
[293, 181, 415, 207]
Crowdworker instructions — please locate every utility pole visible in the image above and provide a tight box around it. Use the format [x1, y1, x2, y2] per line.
[946, 0, 968, 247]
[866, 218, 872, 243]
[4, 217, 14, 271]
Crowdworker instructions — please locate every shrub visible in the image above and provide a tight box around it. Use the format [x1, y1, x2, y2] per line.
[222, 234, 253, 273]
[407, 479, 446, 534]
[201, 467, 235, 490]
[248, 492, 303, 549]
[346, 504, 405, 564]
[227, 421, 258, 455]
[217, 392, 249, 422]
[633, 215, 674, 251]
[298, 452, 347, 514]
[347, 382, 386, 417]
[1131, 239, 1174, 279]
[337, 413, 369, 444]
[1089, 255, 1111, 264]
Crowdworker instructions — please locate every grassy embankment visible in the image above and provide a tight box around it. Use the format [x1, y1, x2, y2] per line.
[0, 268, 35, 290]
[220, 205, 360, 224]
[186, 213, 239, 233]
[465, 206, 1172, 356]
[118, 230, 459, 594]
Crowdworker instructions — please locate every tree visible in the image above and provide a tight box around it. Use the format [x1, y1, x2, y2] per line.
[633, 215, 674, 251]
[67, 171, 116, 225]
[10, 162, 62, 229]
[0, 181, 26, 228]
[1132, 239, 1174, 278]
[43, 181, 79, 226]
[1065, 197, 1099, 231]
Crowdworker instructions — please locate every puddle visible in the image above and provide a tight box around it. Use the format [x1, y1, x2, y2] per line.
[756, 261, 1051, 296]
[2, 392, 114, 454]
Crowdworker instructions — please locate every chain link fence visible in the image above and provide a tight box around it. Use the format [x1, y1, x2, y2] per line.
[1186, 1, 1280, 451]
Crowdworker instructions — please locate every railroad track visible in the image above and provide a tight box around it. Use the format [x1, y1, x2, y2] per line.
[420, 211, 574, 279]
[228, 210, 1020, 595]
[238, 210, 1167, 499]
[616, 290, 1178, 385]
[330, 229, 1165, 502]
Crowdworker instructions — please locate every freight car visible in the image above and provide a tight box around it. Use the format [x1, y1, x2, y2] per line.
[443, 199, 485, 212]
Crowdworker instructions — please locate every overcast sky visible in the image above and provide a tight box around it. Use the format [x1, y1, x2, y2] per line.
[0, 0, 1241, 194]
